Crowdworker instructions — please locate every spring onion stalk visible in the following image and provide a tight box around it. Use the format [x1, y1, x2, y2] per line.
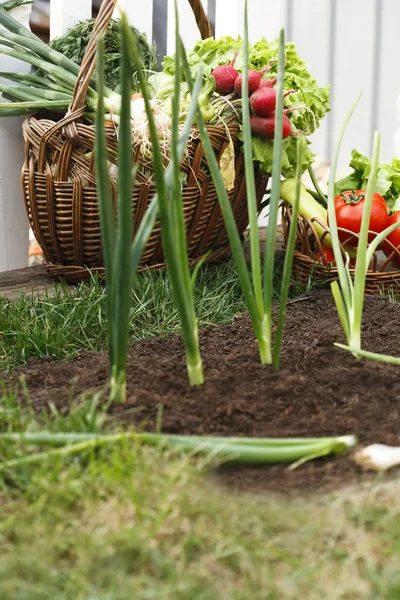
[0, 6, 101, 90]
[0, 72, 71, 93]
[262, 25, 286, 357]
[121, 9, 204, 386]
[0, 431, 357, 470]
[96, 6, 206, 397]
[0, 6, 126, 117]
[2, 0, 33, 10]
[95, 33, 129, 403]
[273, 139, 302, 368]
[328, 118, 400, 360]
[180, 3, 292, 369]
[308, 164, 327, 207]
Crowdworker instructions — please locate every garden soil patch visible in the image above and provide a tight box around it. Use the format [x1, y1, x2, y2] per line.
[6, 290, 400, 494]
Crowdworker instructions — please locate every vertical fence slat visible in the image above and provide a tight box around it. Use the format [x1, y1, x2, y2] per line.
[214, 0, 243, 38]
[247, 0, 286, 43]
[330, 0, 376, 168]
[377, 0, 400, 162]
[285, 0, 331, 160]
[50, 0, 92, 40]
[214, 0, 285, 41]
[0, 1, 32, 273]
[114, 0, 153, 42]
[167, 0, 208, 55]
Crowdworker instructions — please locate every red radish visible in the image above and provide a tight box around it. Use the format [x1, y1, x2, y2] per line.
[234, 70, 262, 95]
[211, 52, 239, 95]
[233, 66, 271, 95]
[259, 77, 277, 88]
[250, 87, 295, 117]
[250, 114, 292, 139]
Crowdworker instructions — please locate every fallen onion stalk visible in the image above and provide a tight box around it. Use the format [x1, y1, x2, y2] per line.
[0, 432, 357, 470]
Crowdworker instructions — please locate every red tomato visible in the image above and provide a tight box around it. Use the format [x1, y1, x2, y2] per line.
[316, 246, 335, 263]
[333, 190, 388, 246]
[316, 246, 356, 267]
[382, 212, 400, 267]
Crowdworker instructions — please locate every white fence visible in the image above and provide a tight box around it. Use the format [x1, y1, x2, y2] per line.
[1, 0, 400, 272]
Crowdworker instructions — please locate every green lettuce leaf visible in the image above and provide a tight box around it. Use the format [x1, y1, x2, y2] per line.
[251, 134, 314, 178]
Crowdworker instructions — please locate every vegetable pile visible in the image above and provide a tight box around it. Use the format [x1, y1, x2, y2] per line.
[0, 1, 330, 180]
[331, 150, 400, 267]
[163, 35, 330, 176]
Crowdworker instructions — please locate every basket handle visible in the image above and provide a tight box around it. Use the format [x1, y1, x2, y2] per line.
[63, 0, 118, 138]
[188, 0, 213, 39]
[59, 0, 213, 140]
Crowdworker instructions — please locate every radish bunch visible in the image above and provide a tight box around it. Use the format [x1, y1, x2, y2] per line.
[211, 60, 295, 140]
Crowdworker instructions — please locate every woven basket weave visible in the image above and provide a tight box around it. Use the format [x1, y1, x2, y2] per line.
[281, 202, 400, 295]
[21, 0, 268, 283]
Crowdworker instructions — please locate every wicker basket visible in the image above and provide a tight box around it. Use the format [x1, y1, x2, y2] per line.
[21, 0, 268, 284]
[281, 202, 400, 295]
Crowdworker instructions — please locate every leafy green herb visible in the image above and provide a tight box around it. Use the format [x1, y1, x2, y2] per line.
[49, 18, 158, 91]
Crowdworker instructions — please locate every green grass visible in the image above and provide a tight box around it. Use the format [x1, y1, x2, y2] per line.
[1, 261, 399, 598]
[0, 258, 304, 371]
[0, 391, 400, 600]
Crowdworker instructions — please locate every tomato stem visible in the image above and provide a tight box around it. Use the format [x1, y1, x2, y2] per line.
[340, 191, 365, 205]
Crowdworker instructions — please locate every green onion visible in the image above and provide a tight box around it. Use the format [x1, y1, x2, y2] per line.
[96, 8, 206, 394]
[0, 431, 357, 470]
[327, 107, 400, 360]
[274, 139, 302, 368]
[307, 164, 327, 207]
[0, 7, 124, 118]
[94, 31, 159, 402]
[121, 8, 204, 386]
[0, 71, 70, 93]
[2, 0, 33, 10]
[180, 2, 295, 369]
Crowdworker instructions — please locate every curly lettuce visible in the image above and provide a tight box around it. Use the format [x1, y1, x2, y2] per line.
[163, 36, 330, 177]
[335, 150, 400, 213]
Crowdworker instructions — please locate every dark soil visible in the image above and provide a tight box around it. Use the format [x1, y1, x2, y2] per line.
[5, 290, 400, 494]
